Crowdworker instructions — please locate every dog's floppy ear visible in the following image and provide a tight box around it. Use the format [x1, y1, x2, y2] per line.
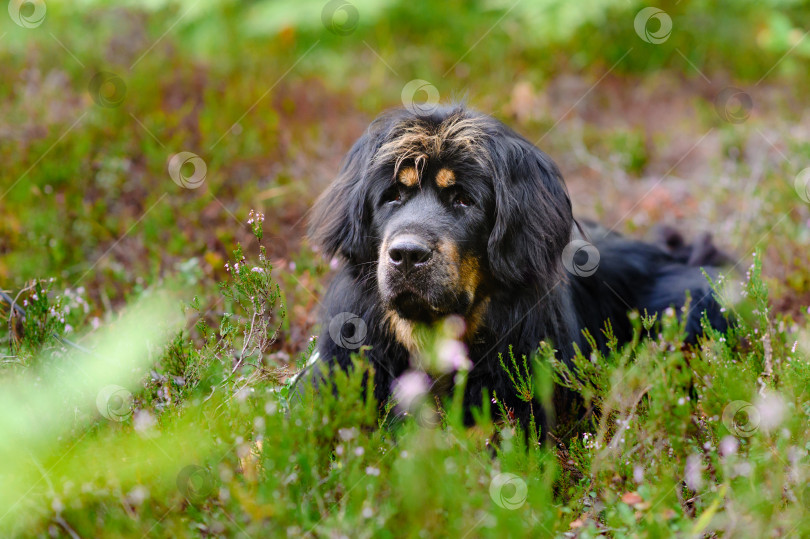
[487, 133, 573, 289]
[309, 131, 378, 263]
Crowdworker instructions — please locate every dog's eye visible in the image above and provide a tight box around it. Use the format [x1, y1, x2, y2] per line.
[382, 187, 402, 205]
[453, 193, 473, 208]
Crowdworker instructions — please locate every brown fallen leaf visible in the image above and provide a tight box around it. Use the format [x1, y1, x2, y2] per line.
[621, 491, 643, 505]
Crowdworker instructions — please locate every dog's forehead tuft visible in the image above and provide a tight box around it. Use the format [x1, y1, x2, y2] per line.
[435, 168, 456, 188]
[374, 110, 494, 182]
[398, 166, 419, 187]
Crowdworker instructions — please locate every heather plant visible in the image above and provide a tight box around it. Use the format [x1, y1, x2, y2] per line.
[3, 229, 810, 536]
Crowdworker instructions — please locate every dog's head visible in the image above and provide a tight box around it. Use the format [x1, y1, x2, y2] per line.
[310, 105, 573, 339]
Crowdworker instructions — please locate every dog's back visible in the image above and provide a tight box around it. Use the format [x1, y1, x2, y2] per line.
[567, 222, 729, 352]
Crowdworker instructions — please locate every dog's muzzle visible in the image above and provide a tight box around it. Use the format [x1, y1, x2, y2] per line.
[378, 232, 447, 322]
[386, 234, 433, 274]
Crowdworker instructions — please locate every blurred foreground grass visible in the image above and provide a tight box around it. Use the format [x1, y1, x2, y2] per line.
[2, 230, 810, 536]
[2, 0, 810, 537]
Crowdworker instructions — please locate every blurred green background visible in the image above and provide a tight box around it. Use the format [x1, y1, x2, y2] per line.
[2, 1, 810, 536]
[2, 0, 810, 349]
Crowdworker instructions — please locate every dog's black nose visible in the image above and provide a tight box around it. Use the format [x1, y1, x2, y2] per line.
[388, 236, 432, 273]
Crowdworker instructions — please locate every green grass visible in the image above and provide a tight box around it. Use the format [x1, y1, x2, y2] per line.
[3, 0, 810, 536]
[2, 234, 810, 537]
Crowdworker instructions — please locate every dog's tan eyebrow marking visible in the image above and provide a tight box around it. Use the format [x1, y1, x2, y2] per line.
[398, 166, 419, 187]
[435, 168, 455, 188]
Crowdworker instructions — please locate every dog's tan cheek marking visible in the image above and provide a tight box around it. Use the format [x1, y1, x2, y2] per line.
[459, 253, 489, 340]
[398, 166, 419, 187]
[436, 239, 461, 290]
[384, 309, 420, 353]
[437, 241, 490, 339]
[380, 236, 418, 353]
[435, 168, 456, 189]
[459, 254, 481, 300]
[464, 297, 490, 341]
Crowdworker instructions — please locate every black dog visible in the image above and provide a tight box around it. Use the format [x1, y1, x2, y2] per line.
[308, 104, 727, 433]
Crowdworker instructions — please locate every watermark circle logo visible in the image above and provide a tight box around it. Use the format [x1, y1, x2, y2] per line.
[714, 87, 753, 124]
[634, 7, 672, 44]
[562, 239, 600, 277]
[88, 72, 127, 108]
[722, 400, 760, 438]
[96, 385, 133, 422]
[8, 0, 46, 28]
[489, 473, 528, 510]
[168, 152, 207, 189]
[321, 0, 359, 36]
[413, 402, 441, 429]
[401, 79, 440, 115]
[176, 465, 216, 504]
[328, 312, 367, 349]
[794, 168, 810, 203]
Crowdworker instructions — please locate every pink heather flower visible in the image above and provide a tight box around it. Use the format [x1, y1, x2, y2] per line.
[633, 465, 644, 484]
[733, 462, 752, 477]
[719, 435, 738, 457]
[392, 371, 430, 409]
[127, 486, 149, 507]
[442, 315, 466, 339]
[685, 454, 704, 491]
[329, 257, 340, 270]
[437, 338, 471, 372]
[247, 209, 265, 225]
[755, 392, 787, 432]
[133, 410, 156, 433]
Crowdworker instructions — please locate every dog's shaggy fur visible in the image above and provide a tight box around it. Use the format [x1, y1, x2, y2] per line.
[308, 104, 728, 433]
